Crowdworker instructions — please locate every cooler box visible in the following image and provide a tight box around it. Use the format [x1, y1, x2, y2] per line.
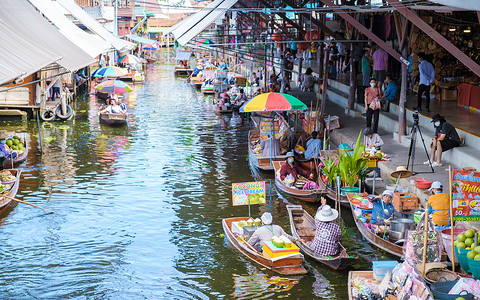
[243, 225, 258, 240]
[372, 260, 398, 281]
[393, 192, 418, 211]
[231, 221, 244, 235]
[262, 240, 300, 258]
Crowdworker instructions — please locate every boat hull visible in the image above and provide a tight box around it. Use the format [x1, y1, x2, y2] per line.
[273, 162, 324, 203]
[0, 169, 22, 214]
[222, 217, 308, 276]
[248, 130, 286, 171]
[100, 113, 127, 127]
[286, 204, 355, 270]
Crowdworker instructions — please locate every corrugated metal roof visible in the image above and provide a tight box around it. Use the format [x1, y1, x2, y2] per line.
[56, 0, 135, 52]
[29, 0, 111, 57]
[124, 34, 159, 44]
[171, 0, 237, 46]
[0, 0, 95, 71]
[0, 19, 60, 85]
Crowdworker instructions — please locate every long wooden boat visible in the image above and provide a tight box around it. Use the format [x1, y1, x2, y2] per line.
[346, 192, 403, 257]
[222, 217, 308, 276]
[248, 129, 286, 171]
[214, 105, 233, 114]
[0, 169, 22, 214]
[273, 162, 324, 203]
[174, 66, 190, 76]
[201, 84, 215, 94]
[99, 113, 127, 127]
[286, 205, 355, 270]
[348, 271, 375, 300]
[317, 179, 350, 207]
[3, 135, 28, 168]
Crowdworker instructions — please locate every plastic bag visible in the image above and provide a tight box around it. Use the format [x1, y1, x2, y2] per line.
[448, 277, 480, 297]
[303, 181, 320, 190]
[404, 229, 442, 266]
[284, 174, 295, 184]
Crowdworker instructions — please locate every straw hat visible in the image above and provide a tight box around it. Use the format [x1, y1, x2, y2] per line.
[315, 205, 338, 222]
[391, 166, 413, 178]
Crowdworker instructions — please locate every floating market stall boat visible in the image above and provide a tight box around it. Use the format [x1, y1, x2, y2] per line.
[174, 51, 193, 76]
[248, 129, 286, 171]
[274, 162, 324, 203]
[348, 271, 374, 300]
[214, 104, 233, 114]
[99, 113, 128, 127]
[317, 178, 350, 207]
[2, 134, 28, 168]
[0, 169, 22, 214]
[287, 205, 355, 270]
[222, 217, 308, 276]
[346, 192, 403, 257]
[201, 81, 215, 94]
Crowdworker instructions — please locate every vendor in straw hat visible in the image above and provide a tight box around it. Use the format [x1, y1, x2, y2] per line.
[371, 190, 396, 225]
[248, 212, 301, 252]
[308, 197, 341, 256]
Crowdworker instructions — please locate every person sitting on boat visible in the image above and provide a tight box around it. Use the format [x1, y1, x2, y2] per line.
[308, 197, 341, 256]
[117, 98, 127, 115]
[220, 89, 230, 102]
[280, 152, 314, 182]
[248, 212, 301, 252]
[363, 127, 384, 151]
[234, 88, 248, 106]
[371, 190, 396, 225]
[427, 181, 450, 230]
[260, 136, 281, 157]
[98, 99, 122, 115]
[304, 131, 322, 159]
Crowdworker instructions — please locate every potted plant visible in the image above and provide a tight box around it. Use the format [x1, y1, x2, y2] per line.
[337, 132, 368, 194]
[320, 154, 339, 188]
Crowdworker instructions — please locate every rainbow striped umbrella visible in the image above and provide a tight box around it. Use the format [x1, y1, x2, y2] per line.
[118, 54, 142, 64]
[142, 43, 158, 50]
[197, 39, 214, 45]
[240, 92, 307, 112]
[92, 66, 127, 78]
[95, 80, 133, 93]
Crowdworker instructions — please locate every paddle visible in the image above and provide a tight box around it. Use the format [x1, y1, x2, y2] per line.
[3, 195, 56, 214]
[238, 235, 261, 254]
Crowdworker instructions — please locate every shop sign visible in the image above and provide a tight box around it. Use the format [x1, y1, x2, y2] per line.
[260, 120, 280, 139]
[232, 181, 266, 206]
[452, 170, 480, 221]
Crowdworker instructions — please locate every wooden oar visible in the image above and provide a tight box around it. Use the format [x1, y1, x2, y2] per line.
[3, 195, 56, 214]
[238, 235, 261, 254]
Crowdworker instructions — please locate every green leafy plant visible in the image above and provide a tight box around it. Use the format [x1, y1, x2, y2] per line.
[320, 155, 339, 187]
[337, 132, 368, 188]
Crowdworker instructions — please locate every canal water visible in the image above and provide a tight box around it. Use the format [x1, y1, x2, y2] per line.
[0, 51, 395, 299]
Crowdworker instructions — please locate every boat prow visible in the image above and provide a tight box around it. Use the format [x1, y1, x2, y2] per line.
[99, 113, 128, 127]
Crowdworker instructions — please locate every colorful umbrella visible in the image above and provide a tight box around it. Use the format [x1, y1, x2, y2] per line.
[142, 43, 158, 50]
[197, 39, 214, 45]
[240, 92, 307, 112]
[92, 66, 127, 78]
[95, 80, 133, 94]
[118, 54, 142, 64]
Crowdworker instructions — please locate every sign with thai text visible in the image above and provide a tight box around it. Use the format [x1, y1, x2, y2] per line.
[452, 170, 480, 221]
[232, 181, 266, 206]
[260, 120, 280, 140]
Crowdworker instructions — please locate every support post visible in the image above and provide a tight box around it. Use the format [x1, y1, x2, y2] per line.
[398, 45, 408, 140]
[348, 42, 356, 110]
[319, 46, 330, 119]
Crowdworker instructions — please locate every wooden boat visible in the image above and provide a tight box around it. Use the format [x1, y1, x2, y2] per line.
[119, 72, 144, 83]
[214, 104, 233, 114]
[190, 77, 203, 89]
[3, 135, 28, 168]
[317, 179, 350, 207]
[0, 169, 22, 214]
[99, 113, 127, 127]
[346, 192, 403, 257]
[273, 162, 324, 203]
[222, 217, 308, 276]
[201, 84, 215, 94]
[286, 205, 355, 270]
[174, 66, 190, 76]
[348, 271, 375, 300]
[248, 129, 286, 171]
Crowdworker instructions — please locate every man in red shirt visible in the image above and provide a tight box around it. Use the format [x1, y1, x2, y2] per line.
[280, 152, 314, 182]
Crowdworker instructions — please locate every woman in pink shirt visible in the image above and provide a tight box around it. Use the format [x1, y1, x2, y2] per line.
[364, 78, 381, 133]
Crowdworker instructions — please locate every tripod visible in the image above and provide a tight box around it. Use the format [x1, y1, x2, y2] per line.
[406, 115, 434, 174]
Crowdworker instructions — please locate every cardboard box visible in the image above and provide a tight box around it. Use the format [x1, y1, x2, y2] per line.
[441, 88, 458, 101]
[262, 240, 300, 258]
[393, 192, 419, 211]
[231, 221, 244, 235]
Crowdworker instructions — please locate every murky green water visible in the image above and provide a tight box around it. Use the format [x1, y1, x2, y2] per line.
[0, 51, 395, 299]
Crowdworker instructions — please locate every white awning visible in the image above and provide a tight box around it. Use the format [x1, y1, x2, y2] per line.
[175, 51, 192, 60]
[124, 34, 159, 45]
[171, 0, 237, 46]
[55, 0, 135, 52]
[0, 0, 95, 71]
[29, 0, 111, 57]
[428, 0, 477, 10]
[0, 19, 60, 85]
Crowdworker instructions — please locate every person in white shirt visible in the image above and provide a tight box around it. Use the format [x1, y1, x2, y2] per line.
[363, 127, 384, 150]
[416, 53, 435, 112]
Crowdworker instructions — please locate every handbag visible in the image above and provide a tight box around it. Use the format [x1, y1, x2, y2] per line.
[369, 97, 381, 110]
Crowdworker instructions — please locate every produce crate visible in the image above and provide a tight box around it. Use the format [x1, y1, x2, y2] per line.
[324, 115, 340, 130]
[365, 158, 377, 168]
[393, 192, 418, 211]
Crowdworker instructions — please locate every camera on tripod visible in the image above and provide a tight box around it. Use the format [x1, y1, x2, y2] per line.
[412, 111, 419, 124]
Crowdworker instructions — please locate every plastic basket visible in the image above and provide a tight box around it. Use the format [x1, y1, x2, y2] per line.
[441, 228, 466, 263]
[365, 158, 377, 168]
[430, 277, 474, 300]
[340, 186, 359, 196]
[467, 257, 480, 279]
[455, 246, 470, 272]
